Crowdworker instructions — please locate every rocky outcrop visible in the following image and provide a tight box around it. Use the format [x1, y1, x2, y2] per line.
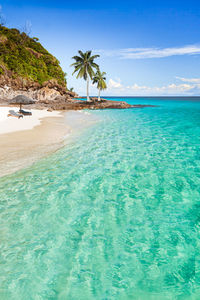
[27, 98, 157, 111]
[0, 77, 157, 111]
[0, 75, 78, 102]
[0, 91, 157, 110]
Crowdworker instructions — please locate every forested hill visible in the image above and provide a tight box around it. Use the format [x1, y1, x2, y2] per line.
[0, 25, 67, 88]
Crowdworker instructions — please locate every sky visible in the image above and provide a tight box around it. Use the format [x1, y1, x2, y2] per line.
[1, 0, 200, 96]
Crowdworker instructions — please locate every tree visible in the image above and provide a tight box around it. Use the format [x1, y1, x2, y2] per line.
[21, 20, 32, 36]
[71, 50, 99, 101]
[20, 20, 32, 44]
[92, 69, 107, 101]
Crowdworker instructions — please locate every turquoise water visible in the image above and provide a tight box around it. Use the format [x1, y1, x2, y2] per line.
[0, 97, 200, 299]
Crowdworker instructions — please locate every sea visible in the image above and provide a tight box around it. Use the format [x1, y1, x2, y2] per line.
[0, 97, 200, 299]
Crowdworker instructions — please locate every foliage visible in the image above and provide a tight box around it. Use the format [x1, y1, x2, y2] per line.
[71, 50, 99, 80]
[92, 69, 107, 90]
[0, 25, 67, 86]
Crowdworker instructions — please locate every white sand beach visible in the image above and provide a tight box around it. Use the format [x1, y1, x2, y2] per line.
[0, 106, 68, 177]
[0, 107, 98, 177]
[0, 106, 62, 135]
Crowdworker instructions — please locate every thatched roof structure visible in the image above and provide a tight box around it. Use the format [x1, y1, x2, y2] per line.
[10, 95, 35, 105]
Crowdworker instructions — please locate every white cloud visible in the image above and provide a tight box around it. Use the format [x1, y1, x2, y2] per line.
[97, 45, 200, 59]
[71, 76, 200, 97]
[105, 77, 200, 96]
[176, 77, 200, 83]
[108, 79, 124, 89]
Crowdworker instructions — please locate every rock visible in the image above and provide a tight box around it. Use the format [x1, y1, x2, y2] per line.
[39, 99, 49, 104]
[90, 97, 107, 102]
[0, 72, 80, 103]
[26, 47, 43, 58]
[66, 90, 77, 97]
[36, 87, 61, 101]
[0, 82, 158, 112]
[54, 95, 67, 102]
[42, 99, 157, 111]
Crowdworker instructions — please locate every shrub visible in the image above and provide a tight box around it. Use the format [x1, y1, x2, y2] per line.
[0, 25, 67, 87]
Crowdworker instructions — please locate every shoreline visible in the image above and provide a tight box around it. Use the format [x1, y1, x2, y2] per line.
[0, 108, 98, 178]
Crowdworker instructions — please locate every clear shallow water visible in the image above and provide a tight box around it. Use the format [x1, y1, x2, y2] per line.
[0, 97, 200, 299]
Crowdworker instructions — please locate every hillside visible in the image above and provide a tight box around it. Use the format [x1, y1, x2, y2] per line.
[0, 25, 67, 88]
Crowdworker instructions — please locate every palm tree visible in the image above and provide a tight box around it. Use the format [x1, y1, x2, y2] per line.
[92, 70, 107, 101]
[71, 50, 99, 101]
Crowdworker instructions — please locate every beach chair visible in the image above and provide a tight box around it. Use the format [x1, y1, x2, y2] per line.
[19, 109, 32, 116]
[7, 110, 23, 119]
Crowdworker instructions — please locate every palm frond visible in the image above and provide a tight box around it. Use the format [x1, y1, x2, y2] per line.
[71, 50, 101, 94]
[78, 50, 85, 59]
[91, 62, 99, 69]
[92, 68, 107, 90]
[70, 62, 82, 67]
[72, 64, 82, 75]
[87, 65, 95, 79]
[92, 77, 98, 84]
[71, 56, 83, 62]
[90, 54, 100, 60]
[86, 50, 92, 59]
[83, 72, 87, 81]
[77, 67, 86, 79]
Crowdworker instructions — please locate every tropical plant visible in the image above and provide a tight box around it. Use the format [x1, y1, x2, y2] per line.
[71, 50, 99, 101]
[92, 69, 107, 101]
[0, 25, 67, 86]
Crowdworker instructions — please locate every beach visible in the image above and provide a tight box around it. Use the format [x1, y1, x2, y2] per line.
[0, 106, 62, 135]
[0, 106, 97, 177]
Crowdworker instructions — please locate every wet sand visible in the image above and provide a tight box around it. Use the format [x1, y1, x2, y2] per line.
[0, 110, 98, 178]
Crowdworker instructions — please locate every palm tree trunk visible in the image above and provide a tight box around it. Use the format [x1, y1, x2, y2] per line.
[98, 88, 100, 101]
[86, 75, 90, 102]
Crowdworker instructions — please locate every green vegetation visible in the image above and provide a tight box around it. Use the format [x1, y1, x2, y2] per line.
[71, 50, 99, 101]
[0, 25, 67, 87]
[92, 70, 107, 101]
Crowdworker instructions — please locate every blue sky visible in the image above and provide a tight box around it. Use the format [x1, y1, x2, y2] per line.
[2, 0, 200, 96]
